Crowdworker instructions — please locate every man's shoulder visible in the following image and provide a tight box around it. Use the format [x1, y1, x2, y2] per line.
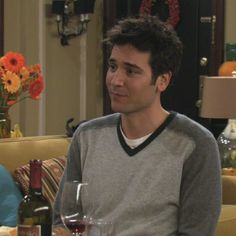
[171, 112, 215, 141]
[168, 113, 218, 160]
[75, 113, 120, 133]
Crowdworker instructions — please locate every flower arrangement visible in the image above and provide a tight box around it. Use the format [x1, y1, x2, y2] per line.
[0, 51, 44, 109]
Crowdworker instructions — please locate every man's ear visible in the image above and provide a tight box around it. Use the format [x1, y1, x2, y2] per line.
[155, 72, 172, 92]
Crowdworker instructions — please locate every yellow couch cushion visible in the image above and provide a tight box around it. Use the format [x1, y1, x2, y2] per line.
[222, 175, 236, 205]
[0, 135, 70, 174]
[215, 205, 236, 236]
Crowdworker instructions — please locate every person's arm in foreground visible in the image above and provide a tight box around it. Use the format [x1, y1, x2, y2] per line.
[52, 131, 82, 235]
[177, 132, 222, 236]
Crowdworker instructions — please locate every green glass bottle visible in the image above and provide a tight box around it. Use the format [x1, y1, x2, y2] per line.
[17, 160, 52, 236]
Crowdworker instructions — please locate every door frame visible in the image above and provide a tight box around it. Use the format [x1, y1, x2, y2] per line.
[209, 0, 224, 75]
[0, 0, 3, 56]
[103, 0, 117, 115]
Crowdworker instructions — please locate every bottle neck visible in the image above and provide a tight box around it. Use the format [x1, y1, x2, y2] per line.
[29, 160, 42, 195]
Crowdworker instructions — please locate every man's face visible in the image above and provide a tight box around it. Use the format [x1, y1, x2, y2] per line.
[106, 44, 160, 114]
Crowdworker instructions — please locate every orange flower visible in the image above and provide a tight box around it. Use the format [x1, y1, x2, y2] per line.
[0, 51, 44, 109]
[2, 70, 21, 93]
[30, 64, 41, 74]
[0, 56, 5, 67]
[29, 76, 44, 99]
[0, 66, 4, 78]
[3, 52, 25, 73]
[19, 66, 30, 83]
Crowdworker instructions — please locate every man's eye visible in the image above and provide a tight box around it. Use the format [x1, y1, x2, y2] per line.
[108, 63, 117, 72]
[126, 68, 139, 76]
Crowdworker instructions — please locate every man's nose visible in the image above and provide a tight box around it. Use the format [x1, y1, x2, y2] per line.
[110, 69, 125, 86]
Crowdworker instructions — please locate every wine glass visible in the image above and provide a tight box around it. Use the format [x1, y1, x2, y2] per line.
[60, 181, 92, 236]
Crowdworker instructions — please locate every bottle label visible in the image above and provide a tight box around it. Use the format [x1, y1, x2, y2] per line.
[18, 225, 41, 236]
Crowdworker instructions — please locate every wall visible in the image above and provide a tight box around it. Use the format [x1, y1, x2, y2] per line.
[225, 0, 236, 46]
[4, 0, 103, 136]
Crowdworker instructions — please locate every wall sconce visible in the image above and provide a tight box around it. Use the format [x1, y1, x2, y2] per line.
[52, 0, 96, 46]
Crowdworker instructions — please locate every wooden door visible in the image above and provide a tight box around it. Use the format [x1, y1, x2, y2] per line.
[103, 0, 224, 136]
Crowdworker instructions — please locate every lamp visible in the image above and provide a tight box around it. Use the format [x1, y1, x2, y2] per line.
[51, 0, 96, 46]
[199, 75, 236, 168]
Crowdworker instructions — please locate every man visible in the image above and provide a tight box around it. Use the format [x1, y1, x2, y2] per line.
[53, 16, 221, 236]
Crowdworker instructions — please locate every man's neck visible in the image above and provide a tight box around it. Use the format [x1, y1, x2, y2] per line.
[120, 108, 170, 139]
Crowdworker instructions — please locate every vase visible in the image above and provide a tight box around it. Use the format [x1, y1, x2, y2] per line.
[0, 107, 11, 138]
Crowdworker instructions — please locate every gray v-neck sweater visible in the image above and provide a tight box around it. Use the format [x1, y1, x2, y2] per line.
[53, 112, 221, 236]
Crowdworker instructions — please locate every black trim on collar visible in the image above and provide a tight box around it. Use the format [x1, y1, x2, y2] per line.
[117, 111, 177, 156]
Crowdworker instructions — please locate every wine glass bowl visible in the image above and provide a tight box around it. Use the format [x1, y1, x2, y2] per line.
[60, 181, 91, 236]
[60, 181, 115, 236]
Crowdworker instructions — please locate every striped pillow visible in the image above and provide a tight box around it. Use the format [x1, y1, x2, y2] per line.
[14, 156, 67, 207]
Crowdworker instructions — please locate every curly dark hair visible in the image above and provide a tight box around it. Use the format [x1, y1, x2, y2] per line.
[104, 16, 183, 82]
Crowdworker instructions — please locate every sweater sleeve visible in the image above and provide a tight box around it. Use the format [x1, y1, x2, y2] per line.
[52, 131, 82, 227]
[177, 132, 222, 236]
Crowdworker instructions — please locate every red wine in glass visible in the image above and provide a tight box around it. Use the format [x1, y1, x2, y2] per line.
[63, 218, 86, 235]
[60, 182, 93, 236]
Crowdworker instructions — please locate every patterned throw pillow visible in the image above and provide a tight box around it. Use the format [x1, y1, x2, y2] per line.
[14, 156, 67, 207]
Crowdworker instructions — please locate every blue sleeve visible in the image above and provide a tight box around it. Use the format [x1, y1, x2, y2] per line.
[0, 165, 23, 227]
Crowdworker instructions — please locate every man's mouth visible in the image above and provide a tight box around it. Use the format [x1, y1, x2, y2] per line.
[111, 92, 127, 98]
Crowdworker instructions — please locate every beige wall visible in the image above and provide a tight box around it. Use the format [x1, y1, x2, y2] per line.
[225, 0, 236, 44]
[4, 0, 103, 136]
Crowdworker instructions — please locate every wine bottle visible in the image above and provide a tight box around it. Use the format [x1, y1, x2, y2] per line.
[17, 159, 52, 236]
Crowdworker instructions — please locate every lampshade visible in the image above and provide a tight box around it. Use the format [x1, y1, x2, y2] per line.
[199, 76, 236, 119]
[74, 0, 96, 14]
[52, 0, 65, 15]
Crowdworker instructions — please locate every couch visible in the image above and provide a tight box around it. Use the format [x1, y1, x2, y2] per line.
[0, 135, 70, 174]
[0, 135, 236, 236]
